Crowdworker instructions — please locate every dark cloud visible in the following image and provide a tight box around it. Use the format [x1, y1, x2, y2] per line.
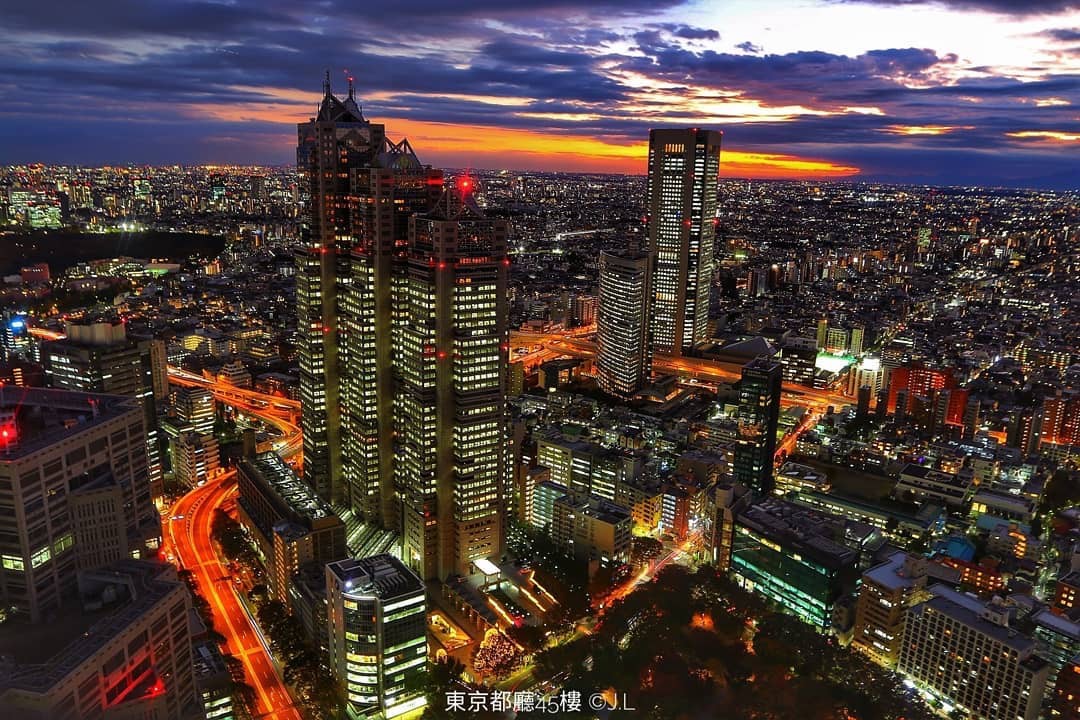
[1038, 27, 1080, 41]
[0, 0, 1076, 186]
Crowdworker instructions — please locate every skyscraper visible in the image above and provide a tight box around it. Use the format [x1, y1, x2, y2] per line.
[41, 320, 164, 500]
[596, 250, 651, 400]
[397, 183, 509, 580]
[297, 78, 507, 579]
[733, 357, 782, 494]
[296, 74, 383, 505]
[645, 128, 722, 357]
[296, 75, 440, 518]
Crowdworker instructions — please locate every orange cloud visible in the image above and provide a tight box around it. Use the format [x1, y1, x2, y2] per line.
[1006, 130, 1080, 142]
[883, 124, 974, 136]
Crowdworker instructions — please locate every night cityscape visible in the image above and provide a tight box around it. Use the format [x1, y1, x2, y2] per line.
[0, 1, 1079, 719]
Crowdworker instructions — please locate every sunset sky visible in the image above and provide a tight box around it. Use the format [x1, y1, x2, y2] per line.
[1, 0, 1077, 186]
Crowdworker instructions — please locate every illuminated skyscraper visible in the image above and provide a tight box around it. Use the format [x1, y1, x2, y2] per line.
[326, 555, 427, 719]
[296, 75, 439, 518]
[644, 128, 722, 357]
[295, 75, 381, 504]
[397, 182, 508, 580]
[733, 357, 782, 494]
[596, 251, 651, 401]
[297, 78, 507, 578]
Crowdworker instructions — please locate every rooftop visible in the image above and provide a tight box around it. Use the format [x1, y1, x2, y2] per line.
[327, 554, 423, 601]
[0, 386, 139, 460]
[0, 560, 182, 694]
[737, 496, 858, 570]
[239, 451, 336, 525]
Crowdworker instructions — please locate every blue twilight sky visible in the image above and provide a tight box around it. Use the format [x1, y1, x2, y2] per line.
[0, 0, 1077, 186]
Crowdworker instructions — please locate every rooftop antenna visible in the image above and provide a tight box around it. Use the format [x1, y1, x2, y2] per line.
[347, 74, 355, 100]
[323, 69, 331, 97]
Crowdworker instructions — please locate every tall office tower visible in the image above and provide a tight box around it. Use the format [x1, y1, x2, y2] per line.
[0, 388, 161, 622]
[596, 251, 651, 400]
[40, 320, 164, 499]
[732, 358, 782, 494]
[397, 184, 508, 580]
[172, 385, 215, 434]
[296, 75, 441, 518]
[644, 128, 722, 357]
[899, 584, 1050, 720]
[341, 143, 442, 529]
[0, 559, 199, 720]
[816, 317, 828, 349]
[326, 554, 427, 719]
[296, 75, 383, 504]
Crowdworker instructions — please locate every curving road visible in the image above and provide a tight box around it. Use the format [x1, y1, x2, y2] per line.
[165, 476, 302, 720]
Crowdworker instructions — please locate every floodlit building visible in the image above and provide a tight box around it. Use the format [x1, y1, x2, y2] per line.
[898, 584, 1050, 720]
[852, 552, 929, 668]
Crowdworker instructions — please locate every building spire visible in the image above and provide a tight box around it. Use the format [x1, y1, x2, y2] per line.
[323, 69, 332, 97]
[347, 74, 355, 100]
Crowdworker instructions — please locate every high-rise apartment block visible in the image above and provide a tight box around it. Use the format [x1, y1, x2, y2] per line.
[41, 321, 164, 499]
[326, 554, 427, 720]
[0, 387, 160, 622]
[645, 128, 721, 357]
[596, 250, 651, 400]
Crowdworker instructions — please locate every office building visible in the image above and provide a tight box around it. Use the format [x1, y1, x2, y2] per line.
[0, 559, 198, 720]
[296, 76, 441, 517]
[326, 554, 427, 720]
[171, 385, 214, 435]
[536, 432, 635, 503]
[730, 497, 859, 628]
[0, 387, 160, 622]
[529, 480, 568, 531]
[645, 128, 722, 357]
[41, 321, 163, 500]
[596, 250, 650, 400]
[396, 184, 508, 581]
[236, 452, 347, 603]
[732, 357, 782, 494]
[899, 585, 1050, 720]
[851, 552, 929, 668]
[170, 431, 220, 488]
